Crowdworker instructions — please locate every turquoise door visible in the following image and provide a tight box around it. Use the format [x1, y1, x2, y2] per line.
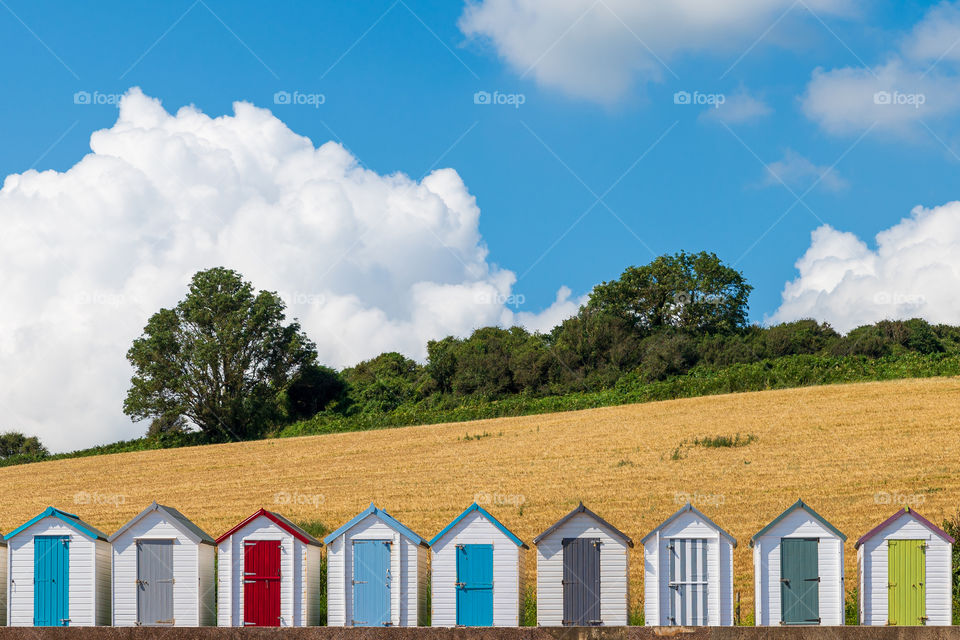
[34, 536, 69, 627]
[352, 540, 391, 626]
[780, 538, 819, 625]
[456, 544, 493, 626]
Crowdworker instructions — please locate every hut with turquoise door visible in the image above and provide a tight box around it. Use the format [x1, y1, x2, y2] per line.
[856, 507, 953, 626]
[108, 501, 216, 627]
[642, 502, 736, 626]
[5, 507, 111, 627]
[324, 504, 428, 627]
[750, 499, 846, 626]
[429, 503, 527, 627]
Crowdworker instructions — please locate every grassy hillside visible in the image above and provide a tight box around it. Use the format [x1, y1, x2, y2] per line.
[3, 376, 959, 618]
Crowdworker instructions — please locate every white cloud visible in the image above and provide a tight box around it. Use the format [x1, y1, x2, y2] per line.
[699, 90, 772, 124]
[0, 88, 572, 452]
[459, 0, 854, 102]
[759, 149, 848, 192]
[769, 200, 960, 332]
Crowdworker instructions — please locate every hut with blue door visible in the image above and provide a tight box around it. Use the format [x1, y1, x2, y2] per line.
[324, 504, 428, 627]
[751, 499, 846, 626]
[429, 503, 527, 627]
[641, 502, 736, 626]
[5, 507, 111, 626]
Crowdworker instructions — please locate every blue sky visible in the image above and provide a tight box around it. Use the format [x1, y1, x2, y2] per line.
[3, 1, 960, 449]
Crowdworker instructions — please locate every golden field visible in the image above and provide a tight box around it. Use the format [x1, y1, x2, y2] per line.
[3, 376, 960, 616]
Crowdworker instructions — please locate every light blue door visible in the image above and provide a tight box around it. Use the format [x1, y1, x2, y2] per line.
[34, 536, 69, 627]
[456, 544, 493, 626]
[352, 540, 391, 626]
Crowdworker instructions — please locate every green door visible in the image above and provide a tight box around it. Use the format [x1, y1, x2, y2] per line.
[780, 538, 820, 625]
[888, 540, 926, 625]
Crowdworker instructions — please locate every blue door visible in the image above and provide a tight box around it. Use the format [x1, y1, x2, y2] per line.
[352, 540, 391, 626]
[456, 544, 493, 626]
[34, 536, 69, 627]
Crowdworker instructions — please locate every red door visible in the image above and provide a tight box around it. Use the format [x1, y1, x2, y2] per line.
[243, 540, 281, 626]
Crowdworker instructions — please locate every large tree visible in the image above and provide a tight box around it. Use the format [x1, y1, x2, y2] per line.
[124, 267, 318, 441]
[587, 251, 752, 334]
[0, 431, 48, 459]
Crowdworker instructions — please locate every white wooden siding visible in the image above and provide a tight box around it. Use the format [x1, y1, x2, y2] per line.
[0, 546, 7, 626]
[431, 510, 521, 627]
[536, 511, 629, 626]
[753, 508, 844, 626]
[8, 519, 109, 627]
[858, 512, 952, 626]
[643, 510, 734, 626]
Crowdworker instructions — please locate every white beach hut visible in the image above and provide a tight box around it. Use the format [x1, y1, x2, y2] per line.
[642, 502, 736, 626]
[751, 499, 846, 626]
[4, 507, 111, 627]
[856, 507, 953, 626]
[534, 502, 633, 626]
[429, 503, 528, 627]
[108, 501, 216, 626]
[323, 503, 428, 627]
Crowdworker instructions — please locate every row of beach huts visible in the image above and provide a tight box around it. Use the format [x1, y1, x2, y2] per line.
[0, 498, 949, 627]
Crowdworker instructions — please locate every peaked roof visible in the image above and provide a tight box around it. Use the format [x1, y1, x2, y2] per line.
[640, 502, 736, 548]
[750, 499, 846, 546]
[108, 501, 215, 545]
[323, 503, 427, 546]
[534, 502, 634, 547]
[855, 507, 955, 549]
[4, 506, 108, 542]
[215, 508, 322, 546]
[429, 503, 528, 548]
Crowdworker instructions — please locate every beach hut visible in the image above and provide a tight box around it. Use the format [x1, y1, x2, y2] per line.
[641, 502, 736, 626]
[534, 502, 633, 626]
[750, 499, 846, 626]
[323, 504, 428, 627]
[4, 507, 110, 626]
[215, 508, 322, 627]
[108, 501, 216, 626]
[428, 503, 528, 627]
[856, 507, 953, 626]
[0, 536, 7, 625]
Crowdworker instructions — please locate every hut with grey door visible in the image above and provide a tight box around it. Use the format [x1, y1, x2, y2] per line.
[324, 504, 429, 627]
[533, 502, 632, 626]
[108, 502, 216, 626]
[856, 507, 953, 626]
[642, 502, 736, 626]
[751, 499, 846, 626]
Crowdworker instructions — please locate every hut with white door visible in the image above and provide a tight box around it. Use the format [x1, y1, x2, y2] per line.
[215, 508, 322, 627]
[534, 502, 632, 626]
[108, 501, 216, 626]
[856, 507, 953, 626]
[323, 503, 428, 627]
[5, 506, 111, 627]
[641, 502, 736, 626]
[751, 499, 846, 626]
[429, 503, 528, 627]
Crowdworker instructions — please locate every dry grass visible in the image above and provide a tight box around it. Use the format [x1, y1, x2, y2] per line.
[3, 376, 960, 614]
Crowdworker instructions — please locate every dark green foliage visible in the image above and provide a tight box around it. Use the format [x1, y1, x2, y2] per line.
[692, 434, 757, 448]
[342, 352, 423, 414]
[520, 585, 537, 626]
[941, 510, 960, 624]
[845, 588, 859, 625]
[0, 431, 48, 462]
[628, 604, 645, 626]
[283, 364, 346, 421]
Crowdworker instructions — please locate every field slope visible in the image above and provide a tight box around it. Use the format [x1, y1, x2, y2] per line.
[3, 376, 960, 616]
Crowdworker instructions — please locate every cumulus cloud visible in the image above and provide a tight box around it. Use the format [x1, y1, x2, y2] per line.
[769, 201, 960, 332]
[758, 149, 848, 192]
[699, 90, 772, 124]
[459, 0, 854, 102]
[0, 88, 574, 451]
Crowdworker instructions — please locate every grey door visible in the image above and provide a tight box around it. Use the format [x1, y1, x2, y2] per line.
[137, 539, 174, 626]
[669, 538, 708, 626]
[780, 538, 819, 625]
[562, 538, 601, 625]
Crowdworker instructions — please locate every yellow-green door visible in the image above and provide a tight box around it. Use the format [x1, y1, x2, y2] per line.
[888, 539, 926, 625]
